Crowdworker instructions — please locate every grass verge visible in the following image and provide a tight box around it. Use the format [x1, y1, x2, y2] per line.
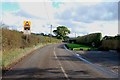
[66, 43, 97, 51]
[2, 43, 47, 69]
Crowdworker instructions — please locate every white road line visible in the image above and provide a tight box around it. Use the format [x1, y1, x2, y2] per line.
[63, 45, 118, 78]
[53, 47, 70, 80]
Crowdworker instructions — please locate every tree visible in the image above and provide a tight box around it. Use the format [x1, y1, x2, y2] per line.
[48, 34, 53, 37]
[40, 33, 45, 36]
[64, 36, 70, 42]
[53, 26, 70, 40]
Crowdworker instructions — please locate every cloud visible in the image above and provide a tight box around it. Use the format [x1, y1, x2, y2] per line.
[1, 1, 118, 37]
[12, 10, 42, 19]
[56, 18, 118, 37]
[19, 2, 56, 22]
[55, 2, 118, 23]
[2, 2, 56, 34]
[71, 21, 118, 37]
[53, 2, 118, 37]
[2, 12, 53, 34]
[8, 0, 120, 2]
[57, 20, 74, 27]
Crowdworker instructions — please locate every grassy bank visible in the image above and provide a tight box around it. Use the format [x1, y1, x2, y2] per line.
[66, 43, 97, 51]
[2, 43, 46, 68]
[1, 27, 61, 69]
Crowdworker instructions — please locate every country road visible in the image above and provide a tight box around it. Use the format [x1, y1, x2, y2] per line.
[2, 43, 118, 80]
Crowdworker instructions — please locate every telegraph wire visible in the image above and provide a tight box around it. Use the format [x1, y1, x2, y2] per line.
[43, 0, 51, 25]
[43, 0, 53, 42]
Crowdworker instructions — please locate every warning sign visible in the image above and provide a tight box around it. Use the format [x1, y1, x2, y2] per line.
[24, 21, 31, 30]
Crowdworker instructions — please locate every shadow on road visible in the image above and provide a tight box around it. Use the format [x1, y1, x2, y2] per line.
[2, 68, 119, 80]
[54, 55, 81, 61]
[57, 44, 65, 49]
[2, 68, 65, 80]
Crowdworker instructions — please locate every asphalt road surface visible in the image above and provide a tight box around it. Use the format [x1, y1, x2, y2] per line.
[2, 44, 118, 80]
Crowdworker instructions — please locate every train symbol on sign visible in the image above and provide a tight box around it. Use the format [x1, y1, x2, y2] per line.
[23, 21, 31, 35]
[24, 21, 31, 30]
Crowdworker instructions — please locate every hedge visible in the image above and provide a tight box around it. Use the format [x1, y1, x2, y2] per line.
[99, 35, 120, 51]
[76, 33, 102, 47]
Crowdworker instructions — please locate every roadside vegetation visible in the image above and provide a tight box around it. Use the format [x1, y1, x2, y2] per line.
[53, 26, 70, 40]
[66, 33, 101, 51]
[99, 35, 120, 51]
[76, 33, 102, 47]
[67, 33, 120, 52]
[1, 24, 61, 68]
[66, 33, 119, 73]
[66, 43, 97, 51]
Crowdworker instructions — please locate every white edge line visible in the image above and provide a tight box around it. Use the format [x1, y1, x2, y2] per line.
[63, 45, 118, 78]
[53, 47, 70, 80]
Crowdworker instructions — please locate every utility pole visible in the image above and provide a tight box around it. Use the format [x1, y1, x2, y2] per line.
[50, 25, 52, 43]
[75, 32, 76, 38]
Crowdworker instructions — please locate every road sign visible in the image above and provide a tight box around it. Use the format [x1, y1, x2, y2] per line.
[24, 21, 31, 30]
[23, 21, 31, 35]
[24, 21, 31, 27]
[23, 30, 31, 35]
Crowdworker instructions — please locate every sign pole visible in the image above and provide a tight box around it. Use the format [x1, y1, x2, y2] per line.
[23, 21, 31, 43]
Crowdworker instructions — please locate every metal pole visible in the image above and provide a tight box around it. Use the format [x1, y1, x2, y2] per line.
[75, 32, 76, 38]
[50, 25, 52, 43]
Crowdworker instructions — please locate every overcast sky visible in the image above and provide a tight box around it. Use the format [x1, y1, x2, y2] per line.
[1, 0, 119, 37]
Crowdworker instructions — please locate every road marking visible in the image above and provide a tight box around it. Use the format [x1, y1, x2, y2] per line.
[53, 47, 70, 80]
[63, 45, 118, 78]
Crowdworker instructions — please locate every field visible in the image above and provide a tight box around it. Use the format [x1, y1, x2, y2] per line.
[66, 43, 97, 51]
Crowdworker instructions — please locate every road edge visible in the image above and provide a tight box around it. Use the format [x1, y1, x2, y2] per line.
[2, 43, 50, 73]
[63, 44, 118, 78]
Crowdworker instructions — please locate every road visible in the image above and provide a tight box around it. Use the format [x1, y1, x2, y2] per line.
[2, 43, 118, 80]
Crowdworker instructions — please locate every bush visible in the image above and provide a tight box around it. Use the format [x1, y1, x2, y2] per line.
[2, 28, 61, 52]
[2, 29, 23, 51]
[99, 35, 120, 51]
[76, 33, 102, 47]
[101, 40, 119, 50]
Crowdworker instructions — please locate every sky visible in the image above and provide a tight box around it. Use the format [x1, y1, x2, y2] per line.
[0, 0, 119, 37]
